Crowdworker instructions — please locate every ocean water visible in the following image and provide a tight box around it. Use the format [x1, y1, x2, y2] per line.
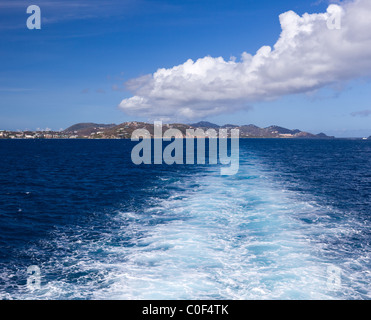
[0, 139, 370, 300]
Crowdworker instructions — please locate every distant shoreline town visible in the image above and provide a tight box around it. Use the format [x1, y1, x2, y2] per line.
[0, 121, 370, 140]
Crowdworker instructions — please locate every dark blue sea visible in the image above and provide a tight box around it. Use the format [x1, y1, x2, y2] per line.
[0, 139, 370, 299]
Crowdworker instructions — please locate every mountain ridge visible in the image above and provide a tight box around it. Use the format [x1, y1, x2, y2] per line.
[62, 121, 335, 139]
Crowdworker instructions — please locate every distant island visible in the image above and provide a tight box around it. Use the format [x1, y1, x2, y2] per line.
[0, 121, 339, 139]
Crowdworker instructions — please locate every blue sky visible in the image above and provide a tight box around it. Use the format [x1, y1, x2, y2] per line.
[0, 0, 370, 137]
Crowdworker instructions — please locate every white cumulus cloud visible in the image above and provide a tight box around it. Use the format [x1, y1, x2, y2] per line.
[119, 0, 371, 121]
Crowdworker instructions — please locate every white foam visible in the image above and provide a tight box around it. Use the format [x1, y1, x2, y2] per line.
[7, 157, 369, 300]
